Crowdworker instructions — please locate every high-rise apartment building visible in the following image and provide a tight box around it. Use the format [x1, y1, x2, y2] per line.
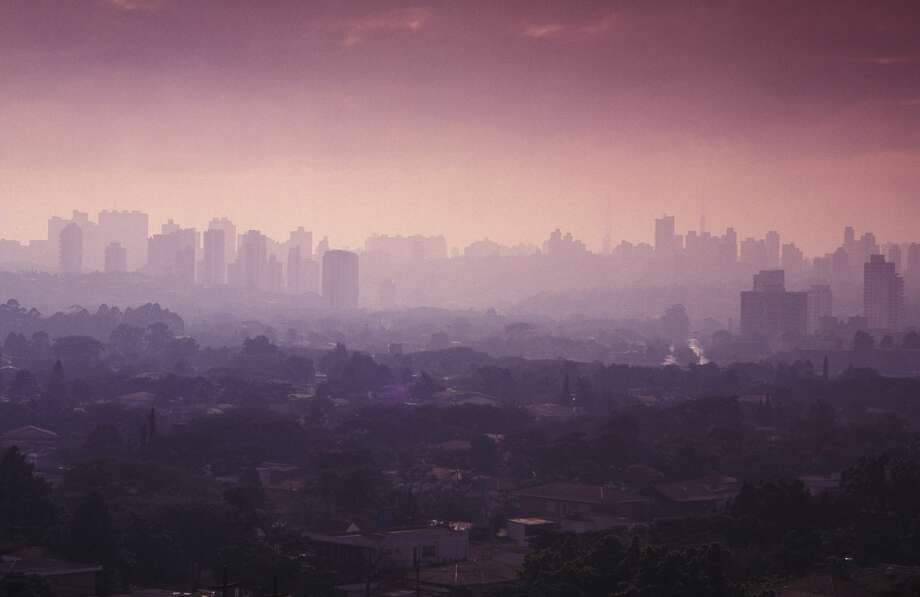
[59, 222, 83, 274]
[740, 270, 807, 339]
[201, 228, 227, 286]
[807, 284, 833, 335]
[654, 215, 677, 258]
[98, 210, 149, 271]
[237, 230, 268, 291]
[864, 254, 904, 331]
[322, 250, 359, 309]
[104, 242, 127, 273]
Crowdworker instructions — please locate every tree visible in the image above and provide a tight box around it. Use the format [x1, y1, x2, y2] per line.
[559, 372, 573, 406]
[66, 492, 117, 565]
[470, 434, 498, 473]
[84, 424, 124, 455]
[0, 447, 56, 543]
[320, 343, 349, 380]
[0, 574, 54, 597]
[109, 324, 145, 357]
[9, 369, 40, 402]
[44, 360, 68, 410]
[409, 372, 441, 402]
[242, 335, 277, 357]
[53, 336, 104, 367]
[148, 408, 158, 443]
[662, 304, 691, 342]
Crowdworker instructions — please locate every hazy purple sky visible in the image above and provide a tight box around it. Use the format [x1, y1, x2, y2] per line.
[1, 0, 919, 254]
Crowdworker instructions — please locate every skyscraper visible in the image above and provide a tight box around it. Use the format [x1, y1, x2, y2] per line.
[237, 230, 268, 291]
[98, 210, 149, 271]
[781, 242, 804, 275]
[288, 227, 313, 261]
[201, 228, 227, 286]
[208, 217, 237, 265]
[654, 215, 676, 258]
[807, 284, 833, 335]
[146, 225, 197, 284]
[740, 270, 807, 340]
[322, 250, 359, 309]
[58, 222, 83, 274]
[104, 242, 127, 273]
[765, 231, 780, 268]
[864, 254, 904, 331]
[287, 245, 303, 294]
[907, 243, 920, 295]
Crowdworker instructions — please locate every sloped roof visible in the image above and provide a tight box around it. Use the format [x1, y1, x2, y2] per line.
[0, 425, 59, 441]
[514, 482, 645, 505]
[652, 476, 740, 503]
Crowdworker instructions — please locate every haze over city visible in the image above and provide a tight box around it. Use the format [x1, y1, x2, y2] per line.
[5, 3, 920, 597]
[3, 0, 920, 252]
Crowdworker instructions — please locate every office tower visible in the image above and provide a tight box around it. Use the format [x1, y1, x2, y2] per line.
[50, 211, 102, 271]
[208, 218, 237, 264]
[302, 259, 320, 293]
[237, 230, 268, 291]
[765, 231, 780, 268]
[543, 229, 588, 258]
[721, 227, 738, 264]
[322, 250, 359, 309]
[654, 215, 677, 258]
[104, 242, 127, 273]
[832, 247, 850, 280]
[740, 270, 808, 339]
[740, 237, 768, 269]
[98, 210, 149, 271]
[885, 243, 903, 272]
[58, 222, 83, 274]
[288, 227, 313, 261]
[844, 226, 855, 246]
[907, 243, 920, 294]
[265, 255, 283, 293]
[908, 244, 920, 274]
[201, 228, 227, 286]
[753, 270, 786, 293]
[161, 219, 180, 235]
[864, 254, 904, 331]
[812, 255, 833, 282]
[316, 236, 330, 260]
[146, 226, 197, 284]
[365, 234, 449, 263]
[807, 285, 833, 335]
[287, 246, 302, 293]
[781, 243, 804, 275]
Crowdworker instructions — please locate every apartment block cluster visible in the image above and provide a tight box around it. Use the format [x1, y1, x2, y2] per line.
[27, 210, 376, 309]
[738, 232, 910, 345]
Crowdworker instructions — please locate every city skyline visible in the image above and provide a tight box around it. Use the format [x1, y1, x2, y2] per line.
[2, 1, 920, 252]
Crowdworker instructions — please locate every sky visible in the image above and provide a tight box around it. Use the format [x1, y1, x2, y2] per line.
[1, 0, 919, 255]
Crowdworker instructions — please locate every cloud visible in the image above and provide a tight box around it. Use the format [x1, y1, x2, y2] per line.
[522, 24, 566, 40]
[520, 13, 616, 42]
[104, 0, 163, 13]
[340, 6, 432, 48]
[862, 56, 913, 65]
